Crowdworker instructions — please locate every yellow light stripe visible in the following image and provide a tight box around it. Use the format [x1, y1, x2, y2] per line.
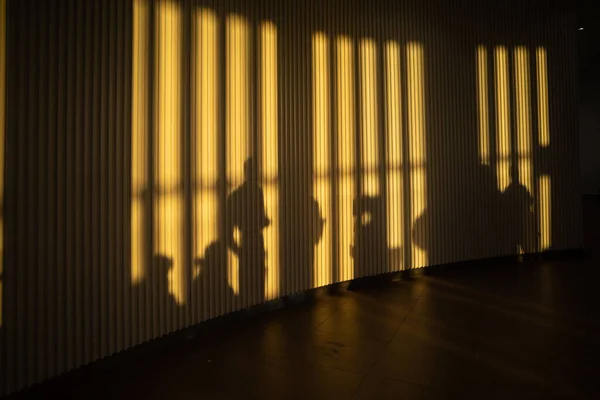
[155, 0, 185, 304]
[193, 8, 219, 290]
[261, 21, 279, 300]
[494, 46, 511, 192]
[312, 32, 332, 287]
[515, 46, 532, 194]
[538, 175, 551, 250]
[336, 35, 355, 281]
[536, 47, 550, 147]
[477, 46, 490, 166]
[225, 14, 250, 297]
[360, 39, 379, 196]
[407, 42, 427, 269]
[385, 41, 403, 271]
[131, 0, 150, 284]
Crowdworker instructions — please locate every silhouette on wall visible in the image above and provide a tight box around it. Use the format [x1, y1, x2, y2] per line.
[411, 210, 428, 253]
[413, 163, 506, 262]
[351, 195, 387, 285]
[226, 158, 270, 303]
[501, 166, 535, 256]
[152, 254, 179, 308]
[281, 179, 325, 292]
[474, 165, 506, 256]
[130, 254, 183, 334]
[193, 241, 236, 314]
[303, 195, 325, 287]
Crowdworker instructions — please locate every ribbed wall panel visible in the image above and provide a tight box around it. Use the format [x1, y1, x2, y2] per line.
[0, 0, 581, 396]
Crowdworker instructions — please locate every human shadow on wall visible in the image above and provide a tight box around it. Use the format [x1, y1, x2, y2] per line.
[290, 194, 325, 290]
[225, 158, 270, 304]
[130, 254, 183, 331]
[349, 195, 389, 288]
[413, 164, 505, 262]
[501, 163, 535, 257]
[417, 161, 538, 263]
[153, 254, 180, 310]
[193, 241, 237, 313]
[276, 23, 326, 294]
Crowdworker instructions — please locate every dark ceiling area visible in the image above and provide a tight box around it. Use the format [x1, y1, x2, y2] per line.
[577, 0, 599, 197]
[577, 0, 598, 70]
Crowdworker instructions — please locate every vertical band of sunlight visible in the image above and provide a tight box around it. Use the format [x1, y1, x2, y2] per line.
[193, 8, 218, 290]
[477, 46, 490, 166]
[538, 175, 551, 250]
[407, 42, 427, 269]
[0, 0, 6, 327]
[536, 48, 551, 250]
[385, 41, 403, 271]
[336, 36, 355, 282]
[261, 21, 279, 300]
[155, 0, 185, 304]
[226, 14, 250, 296]
[494, 46, 511, 192]
[131, 0, 150, 284]
[514, 47, 532, 194]
[360, 39, 379, 197]
[312, 32, 332, 287]
[536, 47, 550, 148]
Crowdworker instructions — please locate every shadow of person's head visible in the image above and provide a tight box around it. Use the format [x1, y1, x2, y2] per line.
[195, 242, 228, 281]
[353, 195, 382, 228]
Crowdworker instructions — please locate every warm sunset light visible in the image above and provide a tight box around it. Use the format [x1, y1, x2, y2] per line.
[407, 42, 427, 269]
[154, 0, 186, 304]
[539, 175, 552, 250]
[494, 46, 511, 192]
[515, 48, 534, 255]
[536, 47, 550, 148]
[515, 46, 533, 194]
[336, 35, 356, 282]
[360, 39, 380, 198]
[312, 32, 332, 287]
[193, 7, 220, 317]
[477, 45, 490, 166]
[261, 21, 280, 300]
[385, 40, 403, 271]
[226, 14, 250, 298]
[131, 0, 150, 284]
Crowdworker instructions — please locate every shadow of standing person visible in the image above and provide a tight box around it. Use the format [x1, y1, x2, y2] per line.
[193, 241, 236, 317]
[349, 195, 387, 289]
[501, 163, 535, 258]
[131, 254, 182, 337]
[226, 158, 270, 306]
[152, 254, 181, 316]
[300, 196, 325, 289]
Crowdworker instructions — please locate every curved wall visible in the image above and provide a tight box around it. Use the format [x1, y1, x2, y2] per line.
[0, 0, 582, 395]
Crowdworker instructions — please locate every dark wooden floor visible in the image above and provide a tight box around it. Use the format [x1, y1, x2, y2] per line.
[10, 197, 600, 399]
